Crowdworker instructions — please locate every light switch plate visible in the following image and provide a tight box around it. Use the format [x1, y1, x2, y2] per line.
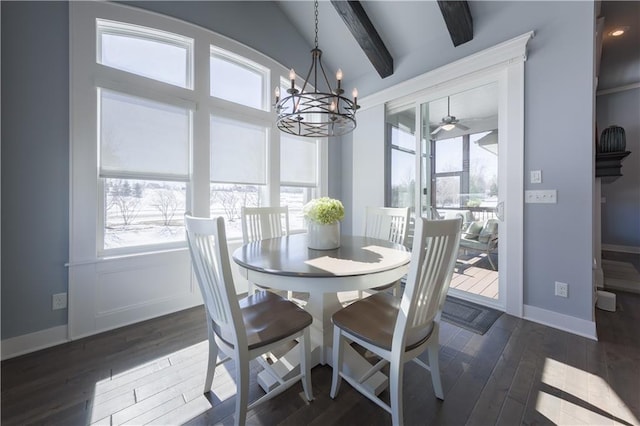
[530, 170, 542, 184]
[525, 189, 557, 204]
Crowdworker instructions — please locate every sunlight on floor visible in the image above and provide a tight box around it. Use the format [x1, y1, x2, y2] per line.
[89, 340, 231, 425]
[537, 358, 638, 425]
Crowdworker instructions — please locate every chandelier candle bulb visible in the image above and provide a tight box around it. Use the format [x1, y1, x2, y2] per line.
[274, 87, 280, 103]
[353, 88, 358, 106]
[289, 69, 296, 91]
[336, 69, 343, 91]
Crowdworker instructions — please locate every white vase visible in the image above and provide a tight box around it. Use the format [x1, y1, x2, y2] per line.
[307, 221, 340, 250]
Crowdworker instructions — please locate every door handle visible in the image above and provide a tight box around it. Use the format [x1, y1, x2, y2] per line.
[496, 201, 505, 221]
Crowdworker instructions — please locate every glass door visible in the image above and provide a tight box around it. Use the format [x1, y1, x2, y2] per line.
[420, 82, 502, 308]
[385, 104, 418, 246]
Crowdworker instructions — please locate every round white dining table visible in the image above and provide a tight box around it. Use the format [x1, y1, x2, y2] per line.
[232, 233, 411, 394]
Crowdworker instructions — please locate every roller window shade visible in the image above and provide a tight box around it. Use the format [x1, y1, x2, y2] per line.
[210, 115, 267, 184]
[99, 89, 191, 181]
[280, 135, 317, 186]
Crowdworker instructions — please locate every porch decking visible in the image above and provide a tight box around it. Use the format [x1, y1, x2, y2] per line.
[450, 252, 499, 300]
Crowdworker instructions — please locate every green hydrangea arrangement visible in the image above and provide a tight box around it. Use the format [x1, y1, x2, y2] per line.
[303, 197, 345, 225]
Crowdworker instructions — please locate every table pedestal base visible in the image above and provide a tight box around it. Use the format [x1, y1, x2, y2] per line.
[257, 342, 388, 396]
[257, 291, 388, 395]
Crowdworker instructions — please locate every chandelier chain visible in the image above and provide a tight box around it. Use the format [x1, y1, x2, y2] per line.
[314, 0, 319, 49]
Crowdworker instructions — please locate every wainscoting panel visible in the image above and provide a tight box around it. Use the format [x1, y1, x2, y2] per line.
[69, 249, 202, 340]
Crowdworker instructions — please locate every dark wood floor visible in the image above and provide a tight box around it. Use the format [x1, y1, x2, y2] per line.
[2, 291, 639, 425]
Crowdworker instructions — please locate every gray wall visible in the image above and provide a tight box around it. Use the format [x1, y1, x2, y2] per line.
[347, 1, 596, 320]
[597, 88, 640, 248]
[2, 1, 70, 339]
[1, 1, 314, 340]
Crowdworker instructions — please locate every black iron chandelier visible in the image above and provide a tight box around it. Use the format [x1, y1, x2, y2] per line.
[275, 0, 359, 138]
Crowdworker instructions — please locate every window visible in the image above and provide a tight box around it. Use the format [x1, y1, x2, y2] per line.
[99, 90, 190, 180]
[104, 179, 186, 249]
[469, 131, 498, 208]
[280, 135, 318, 230]
[97, 49, 192, 252]
[72, 4, 326, 257]
[96, 21, 194, 253]
[210, 47, 267, 110]
[431, 132, 498, 209]
[433, 136, 463, 207]
[434, 137, 463, 174]
[97, 19, 193, 88]
[210, 115, 268, 239]
[388, 125, 416, 211]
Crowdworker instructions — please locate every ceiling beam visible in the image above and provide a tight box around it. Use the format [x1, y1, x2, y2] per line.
[437, 1, 473, 47]
[330, 0, 394, 78]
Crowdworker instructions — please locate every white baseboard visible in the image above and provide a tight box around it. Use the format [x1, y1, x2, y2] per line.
[1, 325, 69, 360]
[523, 304, 597, 341]
[602, 244, 640, 254]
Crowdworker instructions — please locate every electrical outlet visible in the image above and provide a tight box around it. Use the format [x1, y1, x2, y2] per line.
[555, 282, 568, 298]
[52, 292, 67, 310]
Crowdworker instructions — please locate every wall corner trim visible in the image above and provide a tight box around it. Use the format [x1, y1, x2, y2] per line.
[1, 325, 69, 361]
[523, 304, 598, 341]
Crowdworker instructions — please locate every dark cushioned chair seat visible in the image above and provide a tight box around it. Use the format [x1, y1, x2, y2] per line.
[332, 292, 433, 351]
[214, 291, 312, 350]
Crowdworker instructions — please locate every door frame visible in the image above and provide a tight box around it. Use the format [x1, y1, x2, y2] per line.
[361, 32, 532, 316]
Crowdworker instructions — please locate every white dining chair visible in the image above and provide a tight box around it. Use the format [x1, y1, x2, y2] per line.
[185, 215, 313, 426]
[330, 217, 462, 426]
[241, 206, 290, 244]
[359, 206, 410, 298]
[240, 206, 293, 299]
[364, 206, 410, 246]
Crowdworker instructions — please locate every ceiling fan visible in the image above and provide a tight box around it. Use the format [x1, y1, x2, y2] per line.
[430, 96, 470, 135]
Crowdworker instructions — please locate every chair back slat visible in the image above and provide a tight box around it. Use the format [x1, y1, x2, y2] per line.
[364, 207, 410, 246]
[241, 206, 289, 244]
[394, 217, 461, 349]
[185, 215, 246, 348]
